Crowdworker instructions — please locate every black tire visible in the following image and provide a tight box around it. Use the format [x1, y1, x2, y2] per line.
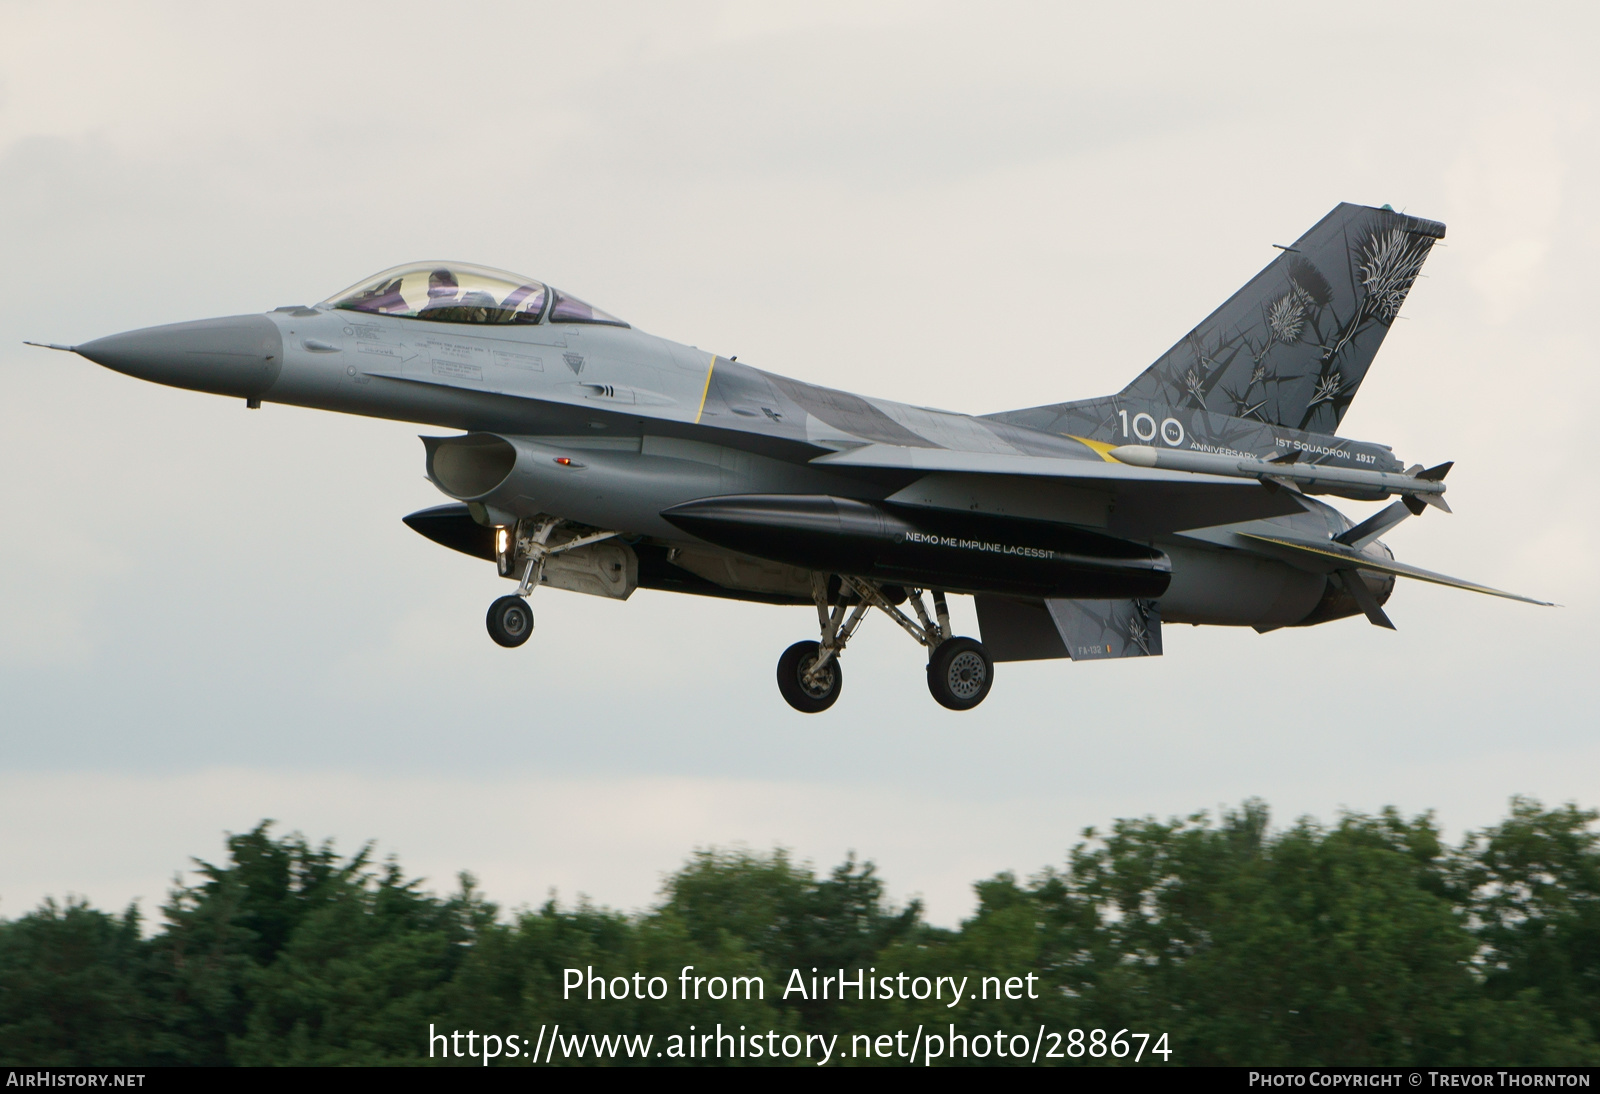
[927, 637, 994, 711]
[486, 595, 534, 648]
[776, 640, 843, 713]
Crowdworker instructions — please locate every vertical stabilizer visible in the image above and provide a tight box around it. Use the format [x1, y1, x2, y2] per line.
[1118, 203, 1444, 433]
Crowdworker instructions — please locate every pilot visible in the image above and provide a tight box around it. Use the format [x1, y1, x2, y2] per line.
[419, 268, 505, 323]
[457, 288, 499, 322]
[419, 268, 461, 314]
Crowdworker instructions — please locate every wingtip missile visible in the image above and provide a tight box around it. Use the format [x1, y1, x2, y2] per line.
[1108, 444, 1449, 507]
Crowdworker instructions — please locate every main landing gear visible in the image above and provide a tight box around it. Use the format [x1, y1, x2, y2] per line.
[776, 576, 994, 714]
[776, 640, 842, 713]
[484, 517, 620, 649]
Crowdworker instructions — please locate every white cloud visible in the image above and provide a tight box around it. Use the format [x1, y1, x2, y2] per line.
[1445, 92, 1578, 322]
[0, 1, 1594, 924]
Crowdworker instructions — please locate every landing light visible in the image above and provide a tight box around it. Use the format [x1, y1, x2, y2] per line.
[495, 527, 509, 554]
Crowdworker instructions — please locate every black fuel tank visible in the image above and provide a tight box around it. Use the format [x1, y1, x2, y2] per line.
[661, 494, 1170, 599]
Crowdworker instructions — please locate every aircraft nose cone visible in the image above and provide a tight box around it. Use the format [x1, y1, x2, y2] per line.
[76, 314, 283, 399]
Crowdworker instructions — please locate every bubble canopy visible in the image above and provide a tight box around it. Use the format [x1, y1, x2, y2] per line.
[322, 262, 627, 327]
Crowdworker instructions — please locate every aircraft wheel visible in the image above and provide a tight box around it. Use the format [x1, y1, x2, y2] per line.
[486, 595, 534, 648]
[776, 640, 842, 713]
[927, 637, 994, 711]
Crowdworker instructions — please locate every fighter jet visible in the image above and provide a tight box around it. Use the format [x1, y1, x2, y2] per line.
[30, 202, 1549, 713]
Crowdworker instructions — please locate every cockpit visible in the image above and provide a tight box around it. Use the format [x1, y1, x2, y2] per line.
[322, 262, 628, 327]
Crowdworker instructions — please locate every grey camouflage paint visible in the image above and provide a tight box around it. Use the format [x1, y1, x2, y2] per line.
[59, 202, 1531, 688]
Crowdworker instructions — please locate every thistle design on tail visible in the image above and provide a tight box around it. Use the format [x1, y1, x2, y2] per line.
[984, 202, 1446, 444]
[1359, 227, 1430, 322]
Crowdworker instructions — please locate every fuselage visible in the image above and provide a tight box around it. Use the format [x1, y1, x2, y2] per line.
[53, 210, 1545, 712]
[74, 296, 1394, 631]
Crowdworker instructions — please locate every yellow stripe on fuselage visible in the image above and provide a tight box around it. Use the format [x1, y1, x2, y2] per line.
[695, 355, 715, 424]
[1068, 435, 1120, 462]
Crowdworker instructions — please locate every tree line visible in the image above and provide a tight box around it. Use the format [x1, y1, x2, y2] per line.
[1, 797, 1596, 1066]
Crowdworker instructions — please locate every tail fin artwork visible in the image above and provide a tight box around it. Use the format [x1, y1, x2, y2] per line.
[1117, 203, 1445, 433]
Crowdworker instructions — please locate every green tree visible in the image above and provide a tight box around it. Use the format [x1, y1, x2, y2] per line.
[0, 899, 169, 1065]
[660, 848, 920, 1028]
[861, 802, 1599, 1066]
[1456, 797, 1600, 1044]
[2, 799, 1597, 1067]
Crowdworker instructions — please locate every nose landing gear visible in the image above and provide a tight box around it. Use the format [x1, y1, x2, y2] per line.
[774, 577, 994, 714]
[483, 517, 621, 648]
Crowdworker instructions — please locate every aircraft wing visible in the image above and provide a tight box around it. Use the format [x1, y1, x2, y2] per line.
[810, 443, 1307, 536]
[1237, 533, 1554, 606]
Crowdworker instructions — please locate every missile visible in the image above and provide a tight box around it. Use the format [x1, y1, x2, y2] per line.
[660, 494, 1171, 599]
[1108, 445, 1450, 508]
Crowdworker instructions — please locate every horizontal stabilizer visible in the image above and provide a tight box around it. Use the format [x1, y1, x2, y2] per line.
[1238, 533, 1554, 606]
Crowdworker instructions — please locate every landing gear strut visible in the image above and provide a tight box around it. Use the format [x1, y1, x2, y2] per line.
[484, 517, 620, 648]
[774, 577, 994, 714]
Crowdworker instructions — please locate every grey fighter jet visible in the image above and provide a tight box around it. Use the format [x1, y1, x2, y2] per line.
[31, 202, 1550, 713]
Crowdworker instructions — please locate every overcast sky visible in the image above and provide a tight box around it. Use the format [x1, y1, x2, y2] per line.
[1, 1, 1595, 926]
